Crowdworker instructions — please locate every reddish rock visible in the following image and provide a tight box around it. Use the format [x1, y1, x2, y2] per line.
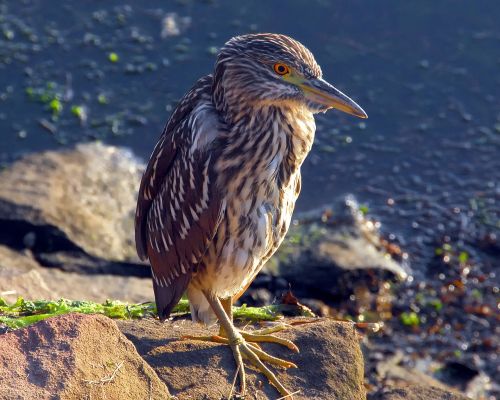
[0, 313, 170, 399]
[118, 317, 366, 400]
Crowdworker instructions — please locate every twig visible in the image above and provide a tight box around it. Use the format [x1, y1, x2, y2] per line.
[38, 118, 57, 134]
[227, 364, 240, 400]
[83, 361, 124, 385]
[276, 390, 300, 399]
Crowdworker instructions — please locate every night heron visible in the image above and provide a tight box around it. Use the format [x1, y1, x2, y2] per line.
[135, 33, 367, 397]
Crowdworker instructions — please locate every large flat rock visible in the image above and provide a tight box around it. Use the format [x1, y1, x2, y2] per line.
[118, 317, 366, 400]
[0, 143, 405, 293]
[0, 245, 152, 303]
[371, 384, 470, 400]
[0, 313, 171, 399]
[0, 142, 143, 262]
[266, 197, 408, 301]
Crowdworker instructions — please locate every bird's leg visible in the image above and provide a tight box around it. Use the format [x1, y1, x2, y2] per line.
[203, 291, 296, 397]
[218, 297, 232, 337]
[217, 297, 298, 351]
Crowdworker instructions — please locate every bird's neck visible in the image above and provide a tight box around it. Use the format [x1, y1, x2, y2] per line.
[216, 103, 316, 187]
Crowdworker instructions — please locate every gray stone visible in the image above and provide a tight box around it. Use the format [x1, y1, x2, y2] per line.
[265, 196, 408, 299]
[370, 384, 470, 400]
[0, 142, 144, 262]
[0, 245, 152, 304]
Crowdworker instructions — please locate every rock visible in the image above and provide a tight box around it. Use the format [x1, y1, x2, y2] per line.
[0, 246, 55, 302]
[264, 196, 408, 301]
[0, 142, 144, 263]
[0, 313, 171, 399]
[0, 245, 152, 304]
[371, 349, 490, 399]
[374, 350, 453, 391]
[118, 317, 366, 400]
[370, 384, 470, 400]
[34, 250, 150, 277]
[0, 144, 405, 300]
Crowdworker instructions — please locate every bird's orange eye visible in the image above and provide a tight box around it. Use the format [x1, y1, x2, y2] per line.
[273, 63, 290, 75]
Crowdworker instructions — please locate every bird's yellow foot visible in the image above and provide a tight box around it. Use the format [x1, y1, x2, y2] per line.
[240, 324, 299, 352]
[182, 325, 298, 397]
[229, 332, 296, 397]
[182, 323, 299, 352]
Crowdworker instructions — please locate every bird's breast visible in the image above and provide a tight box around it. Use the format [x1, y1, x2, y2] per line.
[193, 105, 315, 297]
[214, 104, 316, 248]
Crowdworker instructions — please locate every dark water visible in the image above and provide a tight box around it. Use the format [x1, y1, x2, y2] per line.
[1, 1, 498, 272]
[1, 0, 499, 394]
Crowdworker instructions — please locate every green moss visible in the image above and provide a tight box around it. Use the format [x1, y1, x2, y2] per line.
[0, 297, 313, 331]
[108, 52, 119, 63]
[400, 311, 420, 326]
[97, 94, 108, 104]
[0, 298, 158, 330]
[71, 105, 85, 120]
[25, 87, 35, 99]
[429, 299, 443, 312]
[458, 251, 469, 264]
[49, 98, 63, 115]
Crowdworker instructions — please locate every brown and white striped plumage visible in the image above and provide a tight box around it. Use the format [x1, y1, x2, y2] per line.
[135, 33, 339, 323]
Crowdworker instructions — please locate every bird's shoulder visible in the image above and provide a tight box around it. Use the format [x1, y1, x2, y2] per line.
[164, 74, 214, 139]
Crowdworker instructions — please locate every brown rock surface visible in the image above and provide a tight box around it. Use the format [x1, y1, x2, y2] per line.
[0, 313, 170, 400]
[0, 245, 152, 303]
[264, 196, 408, 302]
[0, 142, 143, 262]
[374, 350, 454, 391]
[118, 317, 366, 400]
[370, 384, 470, 400]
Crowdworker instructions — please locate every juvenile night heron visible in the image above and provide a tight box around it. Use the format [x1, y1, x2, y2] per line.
[135, 33, 367, 396]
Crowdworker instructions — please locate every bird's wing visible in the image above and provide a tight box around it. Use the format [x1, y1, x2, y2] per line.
[134, 75, 225, 320]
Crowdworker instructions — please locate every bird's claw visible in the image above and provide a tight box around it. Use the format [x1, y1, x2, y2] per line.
[181, 328, 298, 397]
[232, 336, 295, 398]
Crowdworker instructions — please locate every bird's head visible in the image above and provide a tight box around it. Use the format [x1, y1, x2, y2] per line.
[213, 33, 367, 119]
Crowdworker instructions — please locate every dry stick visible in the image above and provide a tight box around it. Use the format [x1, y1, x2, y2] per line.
[227, 364, 241, 400]
[83, 361, 124, 385]
[275, 390, 301, 400]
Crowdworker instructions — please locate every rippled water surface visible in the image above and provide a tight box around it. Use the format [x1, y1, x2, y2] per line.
[1, 1, 499, 273]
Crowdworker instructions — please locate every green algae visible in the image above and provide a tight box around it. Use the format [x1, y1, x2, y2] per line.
[108, 52, 119, 63]
[0, 297, 312, 331]
[400, 311, 420, 327]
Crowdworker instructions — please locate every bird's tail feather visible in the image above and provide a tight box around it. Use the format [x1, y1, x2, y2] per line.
[153, 273, 191, 321]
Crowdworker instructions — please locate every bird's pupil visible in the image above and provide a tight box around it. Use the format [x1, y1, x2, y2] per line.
[278, 66, 285, 72]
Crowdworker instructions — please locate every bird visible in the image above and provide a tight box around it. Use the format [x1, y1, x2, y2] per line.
[135, 33, 367, 397]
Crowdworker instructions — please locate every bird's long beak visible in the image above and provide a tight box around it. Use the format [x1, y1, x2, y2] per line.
[293, 77, 368, 119]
